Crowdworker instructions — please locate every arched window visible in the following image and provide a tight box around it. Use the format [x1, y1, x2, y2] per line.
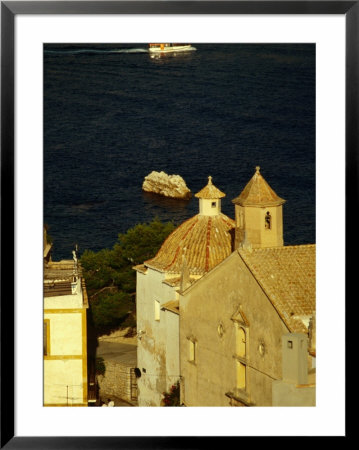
[236, 326, 246, 358]
[231, 306, 249, 394]
[265, 211, 271, 229]
[239, 210, 244, 228]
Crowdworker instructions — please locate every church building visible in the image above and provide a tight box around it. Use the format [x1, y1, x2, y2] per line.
[134, 176, 235, 406]
[135, 167, 316, 406]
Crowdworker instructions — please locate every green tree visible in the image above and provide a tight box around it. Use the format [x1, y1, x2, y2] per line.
[91, 291, 133, 332]
[80, 218, 175, 334]
[80, 250, 112, 293]
[117, 218, 176, 265]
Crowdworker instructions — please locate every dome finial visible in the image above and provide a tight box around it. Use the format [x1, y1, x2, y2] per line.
[195, 176, 226, 200]
[255, 166, 260, 174]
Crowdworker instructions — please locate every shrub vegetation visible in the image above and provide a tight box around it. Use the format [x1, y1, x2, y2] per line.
[81, 218, 175, 335]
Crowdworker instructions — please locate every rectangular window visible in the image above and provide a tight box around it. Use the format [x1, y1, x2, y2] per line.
[188, 339, 196, 363]
[154, 300, 161, 321]
[236, 361, 246, 390]
[43, 320, 50, 356]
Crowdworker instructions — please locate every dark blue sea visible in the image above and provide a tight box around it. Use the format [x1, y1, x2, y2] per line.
[44, 44, 315, 260]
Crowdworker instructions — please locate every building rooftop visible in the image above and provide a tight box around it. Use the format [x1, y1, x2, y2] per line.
[232, 166, 285, 207]
[162, 276, 198, 288]
[145, 213, 235, 275]
[238, 244, 315, 333]
[44, 260, 81, 281]
[44, 260, 77, 298]
[195, 176, 226, 199]
[44, 280, 73, 298]
[132, 264, 148, 274]
[43, 259, 88, 309]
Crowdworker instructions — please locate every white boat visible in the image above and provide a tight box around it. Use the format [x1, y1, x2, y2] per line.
[148, 44, 196, 54]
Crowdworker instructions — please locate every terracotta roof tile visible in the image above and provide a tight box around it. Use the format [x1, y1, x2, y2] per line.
[239, 244, 315, 333]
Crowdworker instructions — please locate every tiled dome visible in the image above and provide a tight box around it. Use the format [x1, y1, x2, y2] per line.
[145, 213, 235, 275]
[145, 176, 234, 275]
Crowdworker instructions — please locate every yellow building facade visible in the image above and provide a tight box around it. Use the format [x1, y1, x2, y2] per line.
[179, 167, 315, 406]
[44, 250, 89, 406]
[179, 244, 316, 406]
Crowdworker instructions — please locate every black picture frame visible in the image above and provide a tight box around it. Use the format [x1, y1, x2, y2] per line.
[1, 1, 351, 447]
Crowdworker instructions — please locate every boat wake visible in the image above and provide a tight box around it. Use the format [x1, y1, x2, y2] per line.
[44, 47, 149, 55]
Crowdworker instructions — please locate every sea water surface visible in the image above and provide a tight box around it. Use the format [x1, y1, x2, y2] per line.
[44, 44, 315, 260]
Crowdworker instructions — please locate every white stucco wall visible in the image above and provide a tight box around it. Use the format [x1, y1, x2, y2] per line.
[44, 290, 84, 310]
[199, 198, 221, 216]
[165, 310, 180, 391]
[136, 268, 179, 406]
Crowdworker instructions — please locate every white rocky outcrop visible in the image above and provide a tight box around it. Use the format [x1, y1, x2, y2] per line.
[142, 171, 191, 199]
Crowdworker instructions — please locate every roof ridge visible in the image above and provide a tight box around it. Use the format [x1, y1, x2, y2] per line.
[238, 244, 315, 333]
[241, 243, 316, 253]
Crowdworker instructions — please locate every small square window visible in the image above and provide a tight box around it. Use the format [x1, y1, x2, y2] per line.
[287, 340, 293, 349]
[211, 202, 216, 208]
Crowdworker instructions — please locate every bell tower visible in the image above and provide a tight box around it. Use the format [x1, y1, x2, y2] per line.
[232, 167, 285, 249]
